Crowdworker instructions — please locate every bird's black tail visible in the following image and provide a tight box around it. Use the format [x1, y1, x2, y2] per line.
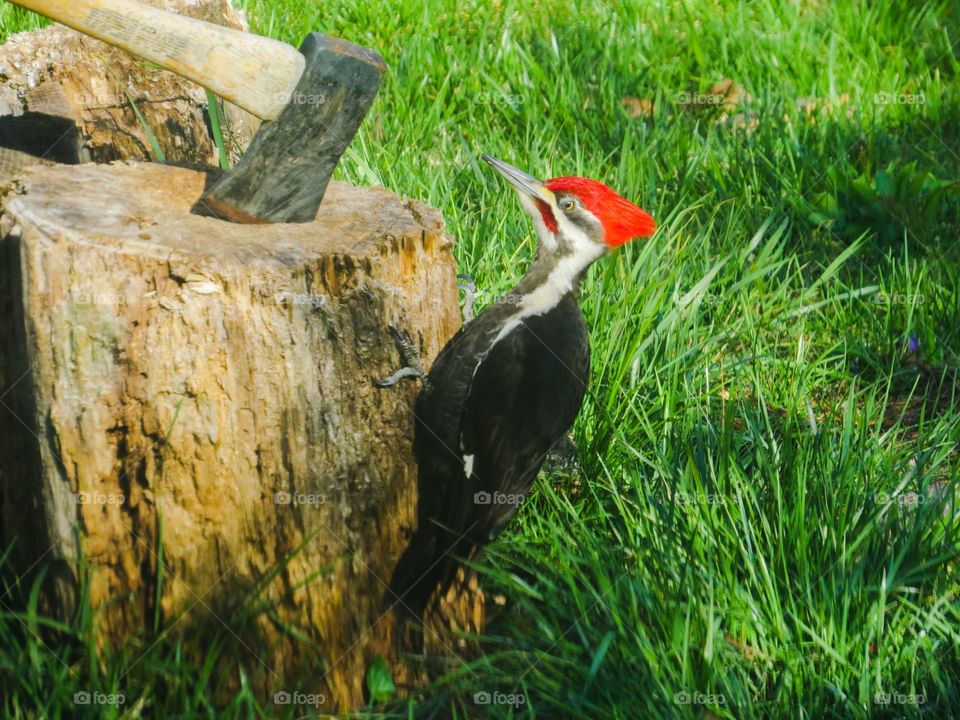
[389, 518, 476, 652]
[388, 525, 445, 624]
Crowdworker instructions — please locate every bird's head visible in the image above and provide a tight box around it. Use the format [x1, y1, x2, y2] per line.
[482, 154, 656, 262]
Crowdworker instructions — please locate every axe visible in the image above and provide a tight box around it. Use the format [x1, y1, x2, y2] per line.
[9, 0, 386, 223]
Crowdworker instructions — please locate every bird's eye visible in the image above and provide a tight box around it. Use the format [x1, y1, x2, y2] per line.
[559, 198, 576, 211]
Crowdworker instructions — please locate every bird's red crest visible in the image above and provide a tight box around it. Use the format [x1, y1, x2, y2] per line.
[546, 176, 656, 247]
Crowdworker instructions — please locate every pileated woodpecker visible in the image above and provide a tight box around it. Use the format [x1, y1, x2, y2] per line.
[386, 154, 656, 624]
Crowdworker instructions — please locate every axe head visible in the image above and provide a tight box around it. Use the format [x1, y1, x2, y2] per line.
[194, 33, 385, 224]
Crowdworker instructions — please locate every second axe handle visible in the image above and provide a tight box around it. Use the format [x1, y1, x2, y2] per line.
[10, 0, 306, 120]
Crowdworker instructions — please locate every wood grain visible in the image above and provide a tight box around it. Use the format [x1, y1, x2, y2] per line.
[11, 0, 304, 119]
[0, 161, 480, 710]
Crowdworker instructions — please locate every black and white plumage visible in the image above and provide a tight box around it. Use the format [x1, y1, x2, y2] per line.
[388, 155, 656, 624]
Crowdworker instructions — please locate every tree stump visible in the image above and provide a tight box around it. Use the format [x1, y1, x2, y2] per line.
[0, 0, 258, 184]
[0, 160, 479, 710]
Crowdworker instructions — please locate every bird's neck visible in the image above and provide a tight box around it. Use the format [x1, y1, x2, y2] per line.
[510, 244, 604, 313]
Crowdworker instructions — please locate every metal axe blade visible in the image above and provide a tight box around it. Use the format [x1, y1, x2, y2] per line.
[195, 33, 386, 224]
[10, 0, 386, 224]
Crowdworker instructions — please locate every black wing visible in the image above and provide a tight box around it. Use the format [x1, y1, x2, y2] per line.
[389, 294, 589, 620]
[455, 295, 590, 544]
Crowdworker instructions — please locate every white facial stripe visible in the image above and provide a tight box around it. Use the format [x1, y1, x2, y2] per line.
[556, 209, 603, 256]
[490, 230, 604, 346]
[518, 243, 603, 314]
[556, 205, 603, 253]
[486, 193, 605, 349]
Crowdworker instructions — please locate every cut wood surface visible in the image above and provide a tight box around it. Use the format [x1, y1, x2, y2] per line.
[0, 160, 479, 709]
[0, 0, 258, 183]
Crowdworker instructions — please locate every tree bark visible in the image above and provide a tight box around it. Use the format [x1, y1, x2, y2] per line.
[0, 160, 479, 710]
[0, 0, 259, 184]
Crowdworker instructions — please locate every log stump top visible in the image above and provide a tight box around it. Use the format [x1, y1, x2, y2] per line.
[4, 161, 448, 261]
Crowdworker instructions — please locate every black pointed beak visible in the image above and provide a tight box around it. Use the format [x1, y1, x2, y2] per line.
[482, 154, 555, 204]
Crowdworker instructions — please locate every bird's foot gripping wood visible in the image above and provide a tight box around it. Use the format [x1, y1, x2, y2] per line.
[456, 273, 477, 322]
[374, 326, 427, 387]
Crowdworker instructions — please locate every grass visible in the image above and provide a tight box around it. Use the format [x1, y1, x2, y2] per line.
[1, 0, 959, 717]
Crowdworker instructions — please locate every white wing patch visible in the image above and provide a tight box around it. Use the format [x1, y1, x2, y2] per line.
[463, 453, 475, 478]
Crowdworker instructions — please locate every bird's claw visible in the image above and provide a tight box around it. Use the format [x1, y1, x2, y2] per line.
[457, 273, 477, 323]
[374, 366, 424, 388]
[374, 325, 427, 387]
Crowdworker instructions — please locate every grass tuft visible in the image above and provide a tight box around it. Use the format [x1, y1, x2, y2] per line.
[0, 0, 958, 717]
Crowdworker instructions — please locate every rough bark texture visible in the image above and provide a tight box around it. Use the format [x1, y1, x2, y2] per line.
[0, 160, 480, 710]
[0, 0, 259, 184]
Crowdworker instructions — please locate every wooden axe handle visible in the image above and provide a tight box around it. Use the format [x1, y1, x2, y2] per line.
[10, 0, 305, 120]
